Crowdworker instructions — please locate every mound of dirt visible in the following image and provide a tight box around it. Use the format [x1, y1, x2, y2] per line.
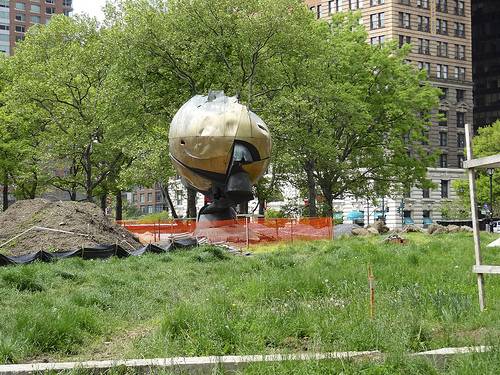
[0, 199, 142, 256]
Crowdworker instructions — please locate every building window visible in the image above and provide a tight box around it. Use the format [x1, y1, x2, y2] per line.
[399, 0, 410, 5]
[15, 35, 24, 42]
[46, 7, 55, 14]
[15, 13, 25, 21]
[370, 35, 385, 45]
[155, 204, 163, 212]
[399, 12, 411, 29]
[147, 192, 152, 202]
[176, 190, 183, 206]
[439, 132, 448, 146]
[147, 205, 153, 214]
[0, 0, 9, 8]
[454, 0, 464, 16]
[349, 0, 361, 10]
[417, 0, 429, 9]
[455, 44, 465, 60]
[439, 110, 448, 126]
[454, 66, 465, 81]
[436, 19, 448, 35]
[457, 154, 465, 168]
[437, 41, 448, 57]
[417, 16, 430, 32]
[31, 15, 41, 23]
[155, 191, 162, 201]
[46, 0, 54, 3]
[456, 89, 465, 102]
[370, 12, 385, 30]
[370, 0, 384, 5]
[440, 154, 448, 168]
[418, 61, 430, 76]
[0, 24, 8, 30]
[418, 38, 430, 54]
[436, 0, 448, 12]
[15, 2, 25, 11]
[15, 25, 25, 33]
[398, 35, 411, 47]
[140, 193, 145, 203]
[456, 112, 465, 128]
[439, 87, 448, 99]
[423, 188, 430, 198]
[31, 4, 40, 13]
[63, 0, 72, 6]
[436, 64, 448, 79]
[441, 180, 449, 197]
[457, 133, 465, 148]
[140, 206, 147, 214]
[454, 22, 465, 37]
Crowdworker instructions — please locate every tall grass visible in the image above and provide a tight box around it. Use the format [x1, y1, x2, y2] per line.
[0, 233, 498, 369]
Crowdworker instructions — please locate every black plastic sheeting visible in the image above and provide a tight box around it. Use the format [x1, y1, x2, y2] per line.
[0, 238, 199, 267]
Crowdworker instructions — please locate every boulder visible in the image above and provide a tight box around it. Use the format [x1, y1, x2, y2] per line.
[431, 226, 449, 235]
[428, 223, 445, 235]
[367, 227, 379, 235]
[460, 225, 473, 232]
[352, 227, 370, 236]
[403, 225, 423, 233]
[447, 225, 461, 233]
[370, 220, 389, 234]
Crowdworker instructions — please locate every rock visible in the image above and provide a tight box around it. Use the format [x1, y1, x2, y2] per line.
[460, 225, 473, 232]
[384, 233, 408, 244]
[447, 225, 461, 233]
[352, 227, 370, 236]
[403, 225, 423, 233]
[428, 224, 446, 235]
[431, 226, 449, 235]
[334, 224, 361, 238]
[367, 227, 379, 235]
[370, 220, 389, 234]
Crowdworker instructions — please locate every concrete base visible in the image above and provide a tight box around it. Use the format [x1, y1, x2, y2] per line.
[0, 347, 491, 374]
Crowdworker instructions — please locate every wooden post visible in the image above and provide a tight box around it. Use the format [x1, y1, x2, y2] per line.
[465, 123, 486, 311]
[368, 265, 375, 319]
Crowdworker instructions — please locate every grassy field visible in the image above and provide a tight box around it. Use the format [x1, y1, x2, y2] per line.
[0, 232, 499, 373]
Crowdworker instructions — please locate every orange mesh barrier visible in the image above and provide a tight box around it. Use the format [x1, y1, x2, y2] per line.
[117, 217, 334, 246]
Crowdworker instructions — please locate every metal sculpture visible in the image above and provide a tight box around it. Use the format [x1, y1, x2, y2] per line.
[169, 91, 271, 222]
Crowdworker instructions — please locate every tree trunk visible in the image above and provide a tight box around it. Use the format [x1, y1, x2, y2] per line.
[320, 184, 334, 218]
[2, 173, 8, 212]
[100, 192, 107, 213]
[69, 190, 77, 201]
[305, 160, 317, 217]
[161, 183, 178, 219]
[186, 187, 197, 218]
[115, 190, 123, 221]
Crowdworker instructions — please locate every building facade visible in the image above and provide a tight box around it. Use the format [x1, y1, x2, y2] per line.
[301, 0, 471, 227]
[0, 0, 72, 56]
[472, 0, 500, 129]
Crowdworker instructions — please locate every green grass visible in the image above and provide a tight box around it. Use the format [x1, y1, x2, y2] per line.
[0, 233, 499, 372]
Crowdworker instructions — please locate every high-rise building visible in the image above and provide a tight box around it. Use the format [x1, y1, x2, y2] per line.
[303, 0, 471, 227]
[472, 0, 500, 129]
[0, 0, 73, 56]
[306, 0, 472, 169]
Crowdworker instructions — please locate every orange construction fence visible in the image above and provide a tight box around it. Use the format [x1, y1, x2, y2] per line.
[117, 217, 334, 246]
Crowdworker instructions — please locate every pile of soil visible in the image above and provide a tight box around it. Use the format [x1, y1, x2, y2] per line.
[0, 199, 142, 256]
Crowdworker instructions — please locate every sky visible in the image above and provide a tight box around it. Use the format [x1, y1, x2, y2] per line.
[72, 0, 107, 21]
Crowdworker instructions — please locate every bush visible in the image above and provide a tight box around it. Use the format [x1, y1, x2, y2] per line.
[264, 208, 284, 219]
[137, 211, 171, 223]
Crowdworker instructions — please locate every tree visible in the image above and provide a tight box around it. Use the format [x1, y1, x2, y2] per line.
[109, 0, 320, 216]
[267, 13, 440, 215]
[5, 15, 145, 203]
[452, 120, 500, 217]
